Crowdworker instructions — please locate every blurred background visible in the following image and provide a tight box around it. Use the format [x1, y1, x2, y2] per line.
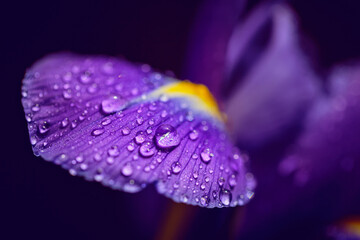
[2, 0, 360, 239]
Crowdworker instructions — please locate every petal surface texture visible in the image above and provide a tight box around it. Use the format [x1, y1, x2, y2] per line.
[21, 53, 255, 208]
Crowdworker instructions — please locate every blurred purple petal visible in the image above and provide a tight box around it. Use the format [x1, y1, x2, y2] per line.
[225, 5, 320, 148]
[22, 53, 255, 208]
[280, 64, 360, 185]
[185, 0, 246, 100]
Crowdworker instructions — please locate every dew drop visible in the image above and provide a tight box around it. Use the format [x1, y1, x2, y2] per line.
[229, 174, 237, 188]
[101, 118, 112, 126]
[161, 110, 168, 118]
[31, 104, 40, 112]
[200, 148, 213, 163]
[108, 145, 120, 157]
[69, 169, 77, 176]
[122, 127, 130, 135]
[189, 130, 199, 140]
[219, 189, 232, 206]
[200, 195, 209, 207]
[76, 155, 84, 162]
[171, 162, 182, 174]
[63, 89, 72, 99]
[121, 163, 133, 177]
[80, 163, 88, 170]
[94, 174, 104, 182]
[158, 94, 168, 102]
[181, 195, 189, 203]
[127, 142, 135, 152]
[94, 153, 102, 161]
[139, 141, 156, 157]
[92, 128, 104, 136]
[218, 177, 225, 187]
[106, 157, 115, 164]
[149, 119, 155, 125]
[101, 96, 127, 114]
[154, 124, 180, 150]
[30, 136, 37, 145]
[135, 131, 146, 144]
[61, 118, 69, 128]
[38, 121, 50, 134]
[79, 71, 92, 84]
[136, 117, 144, 125]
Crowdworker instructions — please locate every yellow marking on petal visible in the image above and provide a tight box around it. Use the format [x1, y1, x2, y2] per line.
[151, 80, 224, 121]
[343, 219, 360, 236]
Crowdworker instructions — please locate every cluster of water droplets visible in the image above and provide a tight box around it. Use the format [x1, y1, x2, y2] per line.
[22, 55, 256, 208]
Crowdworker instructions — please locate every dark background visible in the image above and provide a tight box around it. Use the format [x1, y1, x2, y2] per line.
[2, 0, 360, 239]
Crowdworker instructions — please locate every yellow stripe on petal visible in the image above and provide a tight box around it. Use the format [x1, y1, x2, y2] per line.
[343, 219, 360, 236]
[151, 80, 224, 121]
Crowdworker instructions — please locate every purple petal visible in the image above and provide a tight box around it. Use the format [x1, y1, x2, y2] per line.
[225, 4, 320, 148]
[184, 0, 246, 100]
[21, 53, 255, 208]
[279, 64, 360, 185]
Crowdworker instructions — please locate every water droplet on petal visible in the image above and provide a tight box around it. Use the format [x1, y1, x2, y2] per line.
[61, 118, 69, 128]
[101, 96, 127, 114]
[122, 127, 130, 135]
[63, 89, 72, 99]
[200, 195, 209, 207]
[30, 136, 37, 145]
[38, 121, 50, 134]
[121, 163, 133, 176]
[79, 71, 92, 84]
[135, 131, 146, 144]
[219, 189, 232, 206]
[94, 174, 104, 182]
[171, 162, 182, 174]
[200, 148, 213, 163]
[101, 118, 112, 126]
[69, 169, 77, 176]
[218, 177, 225, 187]
[80, 163, 88, 170]
[229, 174, 237, 188]
[136, 117, 144, 125]
[154, 124, 180, 150]
[31, 104, 40, 112]
[139, 141, 156, 157]
[92, 128, 104, 136]
[108, 146, 120, 157]
[189, 130, 199, 140]
[127, 142, 135, 152]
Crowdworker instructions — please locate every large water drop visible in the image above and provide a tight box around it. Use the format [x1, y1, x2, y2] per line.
[154, 124, 180, 150]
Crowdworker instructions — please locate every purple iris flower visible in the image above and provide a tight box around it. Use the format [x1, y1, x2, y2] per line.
[185, 1, 360, 239]
[20, 0, 360, 239]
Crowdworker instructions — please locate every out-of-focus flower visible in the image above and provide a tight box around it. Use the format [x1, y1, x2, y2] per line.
[185, 0, 360, 239]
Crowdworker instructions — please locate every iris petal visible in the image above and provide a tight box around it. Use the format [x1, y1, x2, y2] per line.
[225, 4, 320, 148]
[279, 64, 360, 185]
[21, 53, 255, 208]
